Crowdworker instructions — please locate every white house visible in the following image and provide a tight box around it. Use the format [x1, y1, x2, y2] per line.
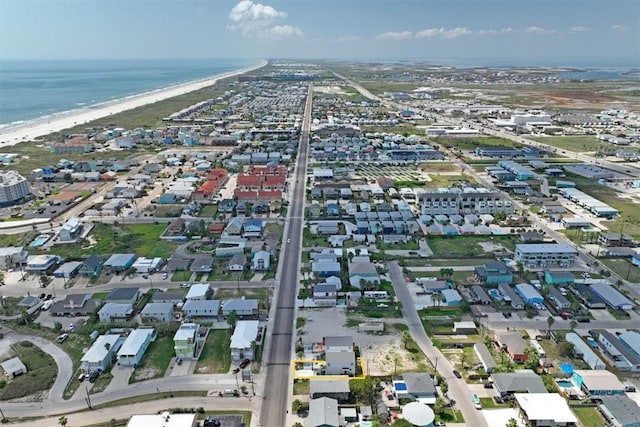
[182, 299, 220, 319]
[324, 351, 356, 376]
[185, 283, 211, 300]
[140, 302, 174, 323]
[230, 320, 260, 361]
[81, 334, 123, 372]
[132, 257, 164, 274]
[117, 328, 155, 367]
[1, 357, 27, 377]
[222, 299, 259, 317]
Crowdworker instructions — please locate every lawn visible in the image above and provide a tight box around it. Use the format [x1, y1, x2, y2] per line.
[171, 270, 192, 282]
[89, 370, 114, 394]
[529, 136, 606, 153]
[293, 379, 310, 395]
[130, 335, 176, 383]
[377, 239, 420, 251]
[198, 205, 219, 218]
[479, 397, 510, 409]
[0, 341, 57, 400]
[436, 408, 465, 424]
[437, 136, 522, 151]
[426, 235, 515, 257]
[33, 222, 177, 259]
[303, 227, 328, 247]
[571, 406, 604, 427]
[599, 258, 640, 282]
[214, 287, 271, 310]
[195, 329, 232, 374]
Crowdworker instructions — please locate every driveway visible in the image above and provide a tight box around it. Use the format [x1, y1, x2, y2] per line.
[105, 365, 133, 392]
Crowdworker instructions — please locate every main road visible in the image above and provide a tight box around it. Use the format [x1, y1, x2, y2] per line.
[258, 84, 313, 427]
[388, 261, 488, 427]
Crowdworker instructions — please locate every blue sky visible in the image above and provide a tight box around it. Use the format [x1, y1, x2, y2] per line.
[1, 0, 639, 66]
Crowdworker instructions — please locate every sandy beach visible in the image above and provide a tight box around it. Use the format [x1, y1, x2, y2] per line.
[0, 60, 267, 146]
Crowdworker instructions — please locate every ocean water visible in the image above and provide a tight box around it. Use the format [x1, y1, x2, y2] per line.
[0, 58, 256, 127]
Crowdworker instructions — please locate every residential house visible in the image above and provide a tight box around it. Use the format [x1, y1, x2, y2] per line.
[544, 270, 575, 286]
[1, 357, 27, 377]
[312, 260, 341, 278]
[598, 331, 640, 372]
[150, 291, 185, 306]
[98, 303, 134, 324]
[491, 370, 547, 399]
[514, 393, 578, 427]
[495, 332, 529, 363]
[402, 372, 437, 404]
[185, 283, 211, 300]
[53, 261, 82, 279]
[0, 246, 28, 270]
[59, 217, 83, 241]
[474, 343, 497, 374]
[140, 302, 174, 323]
[182, 300, 220, 320]
[252, 251, 271, 271]
[572, 370, 624, 396]
[313, 284, 338, 307]
[474, 261, 513, 285]
[173, 323, 199, 360]
[324, 351, 356, 376]
[598, 395, 640, 427]
[103, 253, 136, 273]
[306, 397, 340, 427]
[598, 233, 634, 247]
[81, 334, 123, 372]
[51, 294, 99, 317]
[117, 328, 155, 367]
[547, 287, 571, 311]
[323, 336, 354, 353]
[227, 254, 247, 272]
[230, 320, 260, 361]
[441, 289, 463, 306]
[105, 287, 140, 305]
[78, 257, 102, 278]
[309, 379, 350, 402]
[242, 219, 264, 238]
[498, 283, 525, 309]
[515, 283, 543, 305]
[348, 262, 380, 288]
[565, 333, 606, 370]
[222, 299, 259, 317]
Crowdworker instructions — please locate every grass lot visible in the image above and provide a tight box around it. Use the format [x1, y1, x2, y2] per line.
[599, 258, 640, 282]
[437, 408, 465, 424]
[130, 335, 176, 383]
[423, 174, 477, 188]
[171, 270, 192, 282]
[195, 329, 232, 374]
[214, 287, 271, 309]
[572, 406, 604, 427]
[426, 235, 515, 257]
[0, 231, 36, 248]
[0, 341, 57, 400]
[420, 162, 461, 173]
[529, 136, 606, 153]
[198, 205, 218, 218]
[293, 379, 310, 395]
[303, 227, 328, 247]
[34, 222, 177, 259]
[89, 370, 113, 395]
[377, 239, 419, 251]
[437, 136, 522, 151]
[479, 397, 510, 409]
[296, 317, 306, 329]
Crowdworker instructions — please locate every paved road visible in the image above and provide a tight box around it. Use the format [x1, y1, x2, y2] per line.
[2, 331, 73, 403]
[259, 84, 313, 427]
[388, 261, 487, 427]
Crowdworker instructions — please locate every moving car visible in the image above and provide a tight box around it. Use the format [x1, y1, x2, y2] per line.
[239, 358, 250, 369]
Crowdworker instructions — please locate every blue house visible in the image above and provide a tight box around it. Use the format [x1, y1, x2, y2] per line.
[312, 261, 341, 278]
[326, 203, 340, 216]
[252, 251, 271, 271]
[632, 253, 640, 267]
[441, 289, 462, 306]
[474, 261, 513, 285]
[544, 270, 575, 285]
[515, 283, 543, 305]
[243, 219, 264, 237]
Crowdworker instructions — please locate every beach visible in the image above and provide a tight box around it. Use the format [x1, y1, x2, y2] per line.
[0, 60, 267, 146]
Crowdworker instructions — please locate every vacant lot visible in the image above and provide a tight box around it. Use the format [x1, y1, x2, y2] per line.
[195, 329, 232, 374]
[437, 136, 522, 151]
[130, 335, 175, 383]
[529, 136, 606, 153]
[0, 341, 57, 400]
[572, 406, 604, 427]
[426, 235, 515, 257]
[599, 258, 640, 283]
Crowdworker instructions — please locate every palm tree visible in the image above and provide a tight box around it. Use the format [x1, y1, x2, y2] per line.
[58, 416, 68, 427]
[547, 315, 555, 337]
[570, 319, 577, 332]
[432, 292, 444, 309]
[401, 330, 411, 349]
[506, 418, 518, 427]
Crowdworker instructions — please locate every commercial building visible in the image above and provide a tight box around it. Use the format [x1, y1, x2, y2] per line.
[515, 244, 578, 268]
[559, 188, 618, 218]
[0, 171, 31, 207]
[117, 328, 155, 367]
[419, 189, 513, 216]
[126, 413, 197, 427]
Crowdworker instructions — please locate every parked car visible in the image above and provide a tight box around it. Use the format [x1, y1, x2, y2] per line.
[483, 382, 493, 388]
[162, 272, 168, 279]
[232, 367, 240, 374]
[180, 283, 191, 288]
[88, 371, 99, 383]
[57, 333, 68, 343]
[577, 317, 591, 323]
[453, 370, 462, 379]
[239, 358, 250, 369]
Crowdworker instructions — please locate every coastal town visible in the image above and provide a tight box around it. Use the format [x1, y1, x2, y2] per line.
[0, 60, 639, 427]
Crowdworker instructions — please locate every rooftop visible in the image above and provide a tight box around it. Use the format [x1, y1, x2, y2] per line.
[515, 393, 577, 423]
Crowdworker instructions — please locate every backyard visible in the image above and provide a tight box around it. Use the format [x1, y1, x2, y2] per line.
[130, 334, 176, 383]
[194, 329, 232, 374]
[0, 341, 57, 400]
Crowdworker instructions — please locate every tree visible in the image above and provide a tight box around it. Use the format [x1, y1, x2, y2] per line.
[292, 423, 303, 427]
[546, 315, 555, 337]
[227, 310, 237, 327]
[558, 341, 575, 357]
[432, 292, 444, 309]
[524, 347, 540, 371]
[401, 330, 411, 349]
[460, 351, 470, 370]
[439, 377, 449, 395]
[506, 418, 518, 427]
[349, 377, 380, 406]
[433, 397, 446, 415]
[291, 399, 303, 414]
[569, 319, 577, 332]
[39, 275, 52, 289]
[58, 416, 68, 427]
[516, 262, 525, 280]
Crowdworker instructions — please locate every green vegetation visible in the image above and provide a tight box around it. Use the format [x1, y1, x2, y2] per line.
[88, 370, 113, 394]
[130, 334, 177, 383]
[292, 379, 310, 395]
[599, 258, 640, 282]
[34, 222, 177, 259]
[195, 329, 232, 374]
[171, 270, 192, 282]
[479, 397, 510, 409]
[295, 317, 306, 329]
[0, 341, 57, 400]
[572, 406, 604, 427]
[198, 205, 219, 218]
[437, 136, 521, 151]
[529, 136, 606, 153]
[426, 235, 515, 257]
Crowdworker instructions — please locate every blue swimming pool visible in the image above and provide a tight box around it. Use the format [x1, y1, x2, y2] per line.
[488, 289, 501, 299]
[394, 381, 407, 391]
[557, 380, 574, 388]
[30, 236, 50, 247]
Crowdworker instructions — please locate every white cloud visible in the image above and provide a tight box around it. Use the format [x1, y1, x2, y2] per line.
[266, 25, 304, 38]
[612, 24, 628, 32]
[525, 26, 546, 34]
[477, 28, 513, 36]
[570, 26, 589, 32]
[414, 27, 472, 39]
[228, 1, 302, 38]
[378, 31, 413, 40]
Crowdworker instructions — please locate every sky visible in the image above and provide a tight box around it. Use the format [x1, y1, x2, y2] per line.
[1, 0, 639, 66]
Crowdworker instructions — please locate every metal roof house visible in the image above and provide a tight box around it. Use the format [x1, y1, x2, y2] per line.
[106, 287, 140, 305]
[140, 302, 174, 323]
[491, 370, 547, 398]
[230, 320, 260, 361]
[565, 333, 606, 370]
[103, 253, 136, 272]
[589, 284, 635, 310]
[306, 397, 339, 427]
[183, 299, 220, 319]
[309, 379, 350, 402]
[117, 328, 155, 367]
[222, 299, 259, 317]
[515, 283, 543, 305]
[98, 303, 134, 324]
[474, 343, 497, 373]
[1, 357, 26, 377]
[81, 334, 124, 372]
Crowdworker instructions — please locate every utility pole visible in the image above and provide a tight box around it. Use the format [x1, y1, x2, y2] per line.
[85, 386, 92, 409]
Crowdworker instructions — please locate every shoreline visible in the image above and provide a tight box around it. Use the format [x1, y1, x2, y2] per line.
[0, 59, 268, 146]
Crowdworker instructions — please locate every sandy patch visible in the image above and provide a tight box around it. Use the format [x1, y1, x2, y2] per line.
[132, 368, 158, 381]
[362, 342, 423, 376]
[478, 242, 508, 252]
[314, 86, 351, 96]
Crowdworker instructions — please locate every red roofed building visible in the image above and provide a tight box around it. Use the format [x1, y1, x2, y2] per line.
[234, 190, 283, 201]
[244, 165, 287, 176]
[192, 168, 228, 203]
[236, 174, 286, 192]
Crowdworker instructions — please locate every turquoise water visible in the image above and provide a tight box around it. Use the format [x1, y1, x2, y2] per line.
[30, 236, 49, 247]
[488, 289, 501, 299]
[557, 380, 574, 388]
[0, 58, 256, 126]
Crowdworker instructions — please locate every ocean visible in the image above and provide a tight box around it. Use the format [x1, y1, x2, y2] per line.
[0, 58, 256, 127]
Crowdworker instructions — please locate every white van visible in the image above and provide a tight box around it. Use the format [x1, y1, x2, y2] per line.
[42, 300, 53, 310]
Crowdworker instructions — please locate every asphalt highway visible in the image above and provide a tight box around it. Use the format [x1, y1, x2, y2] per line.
[258, 84, 313, 427]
